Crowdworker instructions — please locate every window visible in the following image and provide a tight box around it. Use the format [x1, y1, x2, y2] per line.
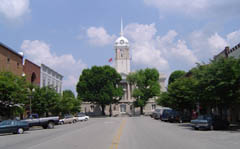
[113, 105, 116, 111]
[17, 62, 19, 68]
[152, 104, 156, 110]
[120, 104, 126, 113]
[7, 57, 10, 63]
[43, 78, 46, 87]
[90, 105, 94, 111]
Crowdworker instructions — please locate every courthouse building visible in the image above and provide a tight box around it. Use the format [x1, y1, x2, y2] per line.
[81, 21, 166, 116]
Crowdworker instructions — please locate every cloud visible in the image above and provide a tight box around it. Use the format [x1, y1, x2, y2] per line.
[227, 29, 240, 46]
[86, 27, 116, 46]
[144, 0, 240, 17]
[0, 0, 30, 20]
[21, 40, 87, 91]
[188, 30, 240, 62]
[124, 23, 198, 73]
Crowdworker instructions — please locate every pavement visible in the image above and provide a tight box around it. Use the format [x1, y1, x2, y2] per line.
[1, 116, 240, 149]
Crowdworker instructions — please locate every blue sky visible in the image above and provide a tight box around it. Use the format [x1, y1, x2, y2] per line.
[1, 0, 240, 92]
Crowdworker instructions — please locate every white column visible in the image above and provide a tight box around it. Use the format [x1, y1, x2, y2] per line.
[127, 83, 131, 101]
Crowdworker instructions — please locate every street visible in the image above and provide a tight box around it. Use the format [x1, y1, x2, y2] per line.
[1, 116, 240, 149]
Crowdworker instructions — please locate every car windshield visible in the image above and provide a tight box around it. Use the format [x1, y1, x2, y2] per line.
[155, 109, 161, 112]
[197, 115, 212, 120]
[0, 120, 12, 126]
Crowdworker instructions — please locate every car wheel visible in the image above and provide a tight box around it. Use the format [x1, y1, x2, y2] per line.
[73, 120, 77, 123]
[17, 128, 24, 134]
[48, 122, 55, 129]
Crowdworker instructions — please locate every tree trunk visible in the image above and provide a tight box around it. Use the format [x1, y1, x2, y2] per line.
[109, 104, 112, 117]
[140, 106, 143, 115]
[101, 105, 105, 116]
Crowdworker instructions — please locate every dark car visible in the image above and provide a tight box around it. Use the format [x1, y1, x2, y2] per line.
[168, 110, 180, 122]
[191, 115, 229, 130]
[0, 120, 29, 134]
[161, 109, 172, 121]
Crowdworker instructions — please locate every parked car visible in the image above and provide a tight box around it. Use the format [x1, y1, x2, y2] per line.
[76, 113, 89, 121]
[59, 115, 77, 124]
[168, 110, 191, 123]
[161, 109, 172, 121]
[191, 115, 229, 130]
[23, 114, 59, 129]
[152, 107, 172, 120]
[0, 120, 29, 134]
[152, 109, 161, 119]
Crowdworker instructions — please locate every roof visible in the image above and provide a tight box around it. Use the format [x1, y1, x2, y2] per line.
[115, 36, 129, 47]
[41, 63, 64, 78]
[0, 42, 23, 58]
[25, 59, 41, 68]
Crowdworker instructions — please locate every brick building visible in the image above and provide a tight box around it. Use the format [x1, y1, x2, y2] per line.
[23, 59, 41, 86]
[214, 42, 240, 123]
[0, 42, 23, 76]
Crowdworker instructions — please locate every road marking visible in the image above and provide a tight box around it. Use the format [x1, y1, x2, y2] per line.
[110, 119, 126, 149]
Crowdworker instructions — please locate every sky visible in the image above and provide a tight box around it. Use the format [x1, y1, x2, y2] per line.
[1, 0, 240, 93]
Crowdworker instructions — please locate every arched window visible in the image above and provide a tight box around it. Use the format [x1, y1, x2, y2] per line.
[31, 72, 36, 84]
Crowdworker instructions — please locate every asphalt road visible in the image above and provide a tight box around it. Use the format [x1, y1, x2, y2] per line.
[1, 116, 240, 149]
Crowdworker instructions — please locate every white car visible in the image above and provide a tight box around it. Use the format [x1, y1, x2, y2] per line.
[76, 113, 89, 121]
[59, 115, 77, 124]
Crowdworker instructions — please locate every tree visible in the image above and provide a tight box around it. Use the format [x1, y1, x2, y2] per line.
[58, 90, 81, 115]
[76, 65, 123, 115]
[0, 72, 28, 118]
[192, 58, 240, 115]
[168, 70, 186, 85]
[127, 68, 161, 114]
[167, 77, 198, 111]
[31, 86, 60, 117]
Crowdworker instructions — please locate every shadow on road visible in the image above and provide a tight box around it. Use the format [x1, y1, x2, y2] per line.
[177, 122, 240, 132]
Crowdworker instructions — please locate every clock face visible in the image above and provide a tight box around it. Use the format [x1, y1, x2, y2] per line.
[120, 40, 124, 44]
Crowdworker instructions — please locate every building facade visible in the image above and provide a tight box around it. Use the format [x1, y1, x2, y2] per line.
[214, 42, 240, 123]
[40, 64, 63, 93]
[0, 42, 23, 76]
[23, 59, 41, 86]
[81, 21, 166, 116]
[214, 43, 240, 60]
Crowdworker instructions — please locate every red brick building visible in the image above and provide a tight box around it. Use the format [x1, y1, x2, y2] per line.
[23, 59, 40, 86]
[0, 42, 23, 76]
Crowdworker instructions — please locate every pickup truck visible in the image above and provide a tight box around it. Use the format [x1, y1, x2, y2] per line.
[23, 114, 59, 129]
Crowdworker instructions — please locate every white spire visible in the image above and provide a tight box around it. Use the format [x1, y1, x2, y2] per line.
[120, 17, 123, 36]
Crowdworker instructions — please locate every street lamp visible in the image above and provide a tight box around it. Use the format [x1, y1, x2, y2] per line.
[29, 88, 35, 116]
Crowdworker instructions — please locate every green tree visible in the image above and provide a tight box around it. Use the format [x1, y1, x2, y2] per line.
[192, 58, 240, 115]
[31, 86, 60, 117]
[0, 72, 28, 118]
[168, 70, 186, 85]
[167, 77, 197, 111]
[127, 68, 161, 114]
[58, 90, 81, 115]
[76, 65, 124, 116]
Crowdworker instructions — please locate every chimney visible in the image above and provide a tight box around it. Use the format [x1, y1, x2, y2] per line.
[224, 46, 230, 57]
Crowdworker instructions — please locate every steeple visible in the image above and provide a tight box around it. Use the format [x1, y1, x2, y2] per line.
[120, 18, 123, 37]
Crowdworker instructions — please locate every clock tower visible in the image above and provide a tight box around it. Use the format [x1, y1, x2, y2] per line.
[114, 19, 130, 74]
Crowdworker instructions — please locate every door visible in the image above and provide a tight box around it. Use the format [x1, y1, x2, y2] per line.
[120, 104, 126, 113]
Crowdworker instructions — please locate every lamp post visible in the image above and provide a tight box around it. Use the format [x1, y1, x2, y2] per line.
[29, 88, 35, 116]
